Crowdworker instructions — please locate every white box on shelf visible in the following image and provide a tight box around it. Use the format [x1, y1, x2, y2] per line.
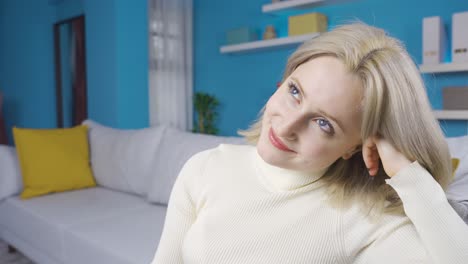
[422, 16, 445, 65]
[452, 11, 468, 63]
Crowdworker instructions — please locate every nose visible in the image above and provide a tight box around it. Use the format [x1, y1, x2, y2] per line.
[275, 112, 306, 140]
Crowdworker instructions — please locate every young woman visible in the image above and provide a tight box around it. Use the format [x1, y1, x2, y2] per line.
[152, 23, 468, 263]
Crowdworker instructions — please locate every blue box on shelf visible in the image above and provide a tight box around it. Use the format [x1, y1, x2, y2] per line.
[226, 27, 258, 45]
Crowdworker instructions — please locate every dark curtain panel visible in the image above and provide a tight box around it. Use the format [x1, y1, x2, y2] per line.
[0, 93, 7, 145]
[72, 16, 87, 126]
[54, 15, 87, 128]
[54, 23, 63, 127]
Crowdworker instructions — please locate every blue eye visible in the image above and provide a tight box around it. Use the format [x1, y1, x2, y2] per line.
[316, 118, 334, 135]
[288, 82, 300, 100]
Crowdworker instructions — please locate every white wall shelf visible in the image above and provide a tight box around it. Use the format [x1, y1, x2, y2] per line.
[419, 63, 468, 73]
[220, 33, 319, 54]
[262, 0, 327, 14]
[421, 65, 468, 120]
[433, 110, 468, 120]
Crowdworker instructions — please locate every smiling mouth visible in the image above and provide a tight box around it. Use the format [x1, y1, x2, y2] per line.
[268, 128, 295, 152]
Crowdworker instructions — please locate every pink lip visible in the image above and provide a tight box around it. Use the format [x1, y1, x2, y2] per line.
[269, 128, 294, 152]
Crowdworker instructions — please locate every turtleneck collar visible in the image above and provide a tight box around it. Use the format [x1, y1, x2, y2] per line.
[254, 148, 328, 192]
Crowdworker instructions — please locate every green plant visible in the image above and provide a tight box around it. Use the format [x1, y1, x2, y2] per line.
[193, 92, 219, 135]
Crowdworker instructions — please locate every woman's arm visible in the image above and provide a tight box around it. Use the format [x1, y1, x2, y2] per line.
[151, 150, 212, 263]
[385, 162, 468, 263]
[360, 137, 468, 263]
[353, 162, 467, 263]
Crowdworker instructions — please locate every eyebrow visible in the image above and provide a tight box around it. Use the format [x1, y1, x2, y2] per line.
[290, 76, 346, 133]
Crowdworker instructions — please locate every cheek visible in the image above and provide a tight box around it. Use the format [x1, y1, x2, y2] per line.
[265, 90, 291, 114]
[300, 140, 348, 167]
[302, 142, 329, 160]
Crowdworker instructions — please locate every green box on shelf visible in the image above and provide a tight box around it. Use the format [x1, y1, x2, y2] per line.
[226, 27, 258, 45]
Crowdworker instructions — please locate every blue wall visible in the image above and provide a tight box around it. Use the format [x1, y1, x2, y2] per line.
[83, 0, 119, 128]
[0, 0, 149, 144]
[194, 0, 468, 137]
[0, 0, 57, 144]
[115, 0, 149, 129]
[1, 0, 468, 145]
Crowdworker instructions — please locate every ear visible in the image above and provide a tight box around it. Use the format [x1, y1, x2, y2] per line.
[342, 145, 362, 160]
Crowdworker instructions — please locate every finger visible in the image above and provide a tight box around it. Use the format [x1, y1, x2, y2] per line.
[367, 151, 380, 176]
[361, 138, 373, 169]
[362, 137, 380, 176]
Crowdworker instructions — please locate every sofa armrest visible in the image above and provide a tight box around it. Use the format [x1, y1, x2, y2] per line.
[0, 145, 22, 201]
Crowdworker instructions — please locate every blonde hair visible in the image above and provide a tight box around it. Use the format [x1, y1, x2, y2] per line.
[239, 22, 452, 215]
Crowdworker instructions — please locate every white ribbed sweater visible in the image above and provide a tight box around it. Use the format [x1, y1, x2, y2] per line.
[152, 144, 468, 263]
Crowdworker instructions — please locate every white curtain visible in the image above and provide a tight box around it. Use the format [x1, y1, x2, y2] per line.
[148, 0, 193, 131]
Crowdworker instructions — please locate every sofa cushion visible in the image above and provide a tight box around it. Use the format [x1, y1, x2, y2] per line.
[12, 125, 96, 199]
[147, 127, 245, 205]
[64, 204, 166, 264]
[83, 120, 166, 197]
[0, 187, 150, 263]
[446, 135, 468, 201]
[445, 135, 468, 224]
[0, 145, 22, 201]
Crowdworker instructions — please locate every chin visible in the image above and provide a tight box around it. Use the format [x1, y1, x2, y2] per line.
[257, 136, 291, 169]
[257, 142, 274, 163]
[257, 135, 274, 161]
[257, 121, 297, 169]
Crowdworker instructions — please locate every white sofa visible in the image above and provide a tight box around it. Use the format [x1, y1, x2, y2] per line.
[0, 120, 245, 264]
[1, 121, 467, 264]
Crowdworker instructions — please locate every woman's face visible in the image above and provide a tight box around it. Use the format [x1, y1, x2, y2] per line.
[257, 56, 364, 172]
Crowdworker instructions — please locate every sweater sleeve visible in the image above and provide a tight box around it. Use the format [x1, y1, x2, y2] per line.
[151, 149, 212, 264]
[361, 161, 468, 263]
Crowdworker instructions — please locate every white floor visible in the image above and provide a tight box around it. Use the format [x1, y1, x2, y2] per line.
[0, 239, 34, 264]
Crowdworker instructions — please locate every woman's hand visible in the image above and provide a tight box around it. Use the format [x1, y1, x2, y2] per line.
[362, 136, 413, 177]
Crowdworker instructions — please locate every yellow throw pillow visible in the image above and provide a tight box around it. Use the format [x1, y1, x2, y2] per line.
[452, 158, 460, 180]
[13, 125, 96, 199]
